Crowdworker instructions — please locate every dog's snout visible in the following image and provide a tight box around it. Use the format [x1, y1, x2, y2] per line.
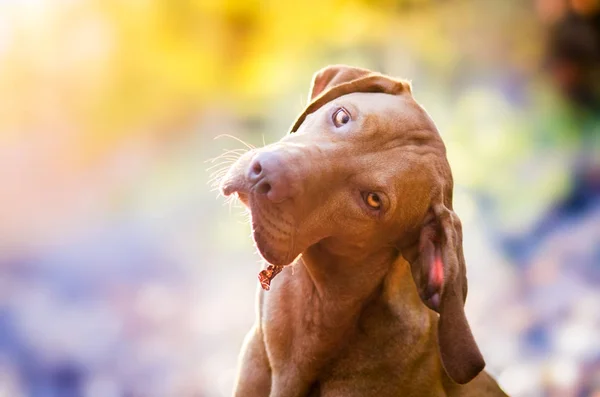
[248, 152, 293, 203]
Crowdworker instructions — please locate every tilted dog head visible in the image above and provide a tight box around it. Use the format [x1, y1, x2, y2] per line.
[220, 65, 485, 384]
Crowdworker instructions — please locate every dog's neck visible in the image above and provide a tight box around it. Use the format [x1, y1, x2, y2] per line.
[266, 240, 436, 395]
[285, 242, 433, 366]
[299, 242, 398, 304]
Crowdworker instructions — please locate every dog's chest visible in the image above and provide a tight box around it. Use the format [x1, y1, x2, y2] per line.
[262, 278, 352, 363]
[260, 272, 368, 394]
[315, 298, 447, 395]
[261, 273, 446, 396]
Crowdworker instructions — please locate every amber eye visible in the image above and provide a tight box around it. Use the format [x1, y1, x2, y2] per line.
[365, 192, 382, 210]
[332, 108, 350, 127]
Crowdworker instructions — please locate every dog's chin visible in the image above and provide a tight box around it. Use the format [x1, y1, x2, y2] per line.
[248, 200, 297, 267]
[253, 237, 295, 267]
[252, 220, 296, 267]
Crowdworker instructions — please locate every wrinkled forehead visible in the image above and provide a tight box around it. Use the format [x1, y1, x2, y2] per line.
[296, 91, 438, 138]
[292, 91, 447, 190]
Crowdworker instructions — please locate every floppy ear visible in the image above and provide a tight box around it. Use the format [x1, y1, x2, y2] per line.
[308, 65, 372, 100]
[291, 65, 411, 133]
[407, 201, 485, 384]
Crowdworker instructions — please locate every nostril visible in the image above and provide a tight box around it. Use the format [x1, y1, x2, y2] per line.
[252, 161, 262, 176]
[256, 181, 271, 195]
[248, 159, 264, 181]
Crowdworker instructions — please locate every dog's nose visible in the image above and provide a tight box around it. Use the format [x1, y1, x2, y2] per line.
[248, 152, 293, 203]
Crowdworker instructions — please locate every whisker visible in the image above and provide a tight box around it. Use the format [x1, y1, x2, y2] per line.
[242, 212, 251, 224]
[207, 152, 242, 164]
[208, 169, 230, 180]
[205, 148, 247, 165]
[209, 178, 227, 187]
[210, 170, 229, 179]
[208, 177, 230, 189]
[206, 160, 235, 172]
[208, 163, 235, 174]
[210, 172, 228, 180]
[221, 196, 235, 207]
[214, 134, 256, 150]
[217, 148, 247, 156]
[209, 175, 228, 186]
[209, 176, 227, 185]
[228, 195, 235, 215]
[206, 162, 236, 174]
[209, 181, 225, 189]
[209, 179, 228, 189]
[216, 156, 243, 162]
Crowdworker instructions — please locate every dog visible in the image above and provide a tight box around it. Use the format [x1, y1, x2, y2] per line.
[220, 65, 508, 396]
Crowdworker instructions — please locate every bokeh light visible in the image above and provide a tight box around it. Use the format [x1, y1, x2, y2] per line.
[0, 0, 598, 396]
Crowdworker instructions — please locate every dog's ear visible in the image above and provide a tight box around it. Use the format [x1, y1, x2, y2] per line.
[291, 65, 411, 133]
[406, 201, 485, 385]
[308, 65, 372, 100]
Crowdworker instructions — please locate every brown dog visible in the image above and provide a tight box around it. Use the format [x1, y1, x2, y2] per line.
[221, 65, 508, 396]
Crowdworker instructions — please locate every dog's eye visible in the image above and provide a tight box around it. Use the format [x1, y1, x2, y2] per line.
[332, 108, 350, 127]
[365, 192, 382, 210]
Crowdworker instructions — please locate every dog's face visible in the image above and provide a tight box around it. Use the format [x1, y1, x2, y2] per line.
[221, 91, 444, 267]
[221, 65, 485, 385]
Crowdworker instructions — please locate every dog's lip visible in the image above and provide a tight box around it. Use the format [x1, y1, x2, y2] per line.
[220, 174, 248, 197]
[220, 179, 238, 196]
[249, 199, 297, 267]
[219, 151, 256, 197]
[252, 227, 295, 267]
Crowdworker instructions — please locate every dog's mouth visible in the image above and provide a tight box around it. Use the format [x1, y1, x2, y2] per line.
[249, 199, 296, 267]
[221, 170, 297, 267]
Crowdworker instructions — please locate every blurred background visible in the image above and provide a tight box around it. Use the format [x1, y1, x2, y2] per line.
[0, 0, 598, 396]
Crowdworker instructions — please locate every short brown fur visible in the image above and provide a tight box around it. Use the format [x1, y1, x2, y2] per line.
[221, 65, 508, 396]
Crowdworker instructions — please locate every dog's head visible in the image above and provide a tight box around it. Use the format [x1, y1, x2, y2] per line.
[220, 65, 484, 384]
